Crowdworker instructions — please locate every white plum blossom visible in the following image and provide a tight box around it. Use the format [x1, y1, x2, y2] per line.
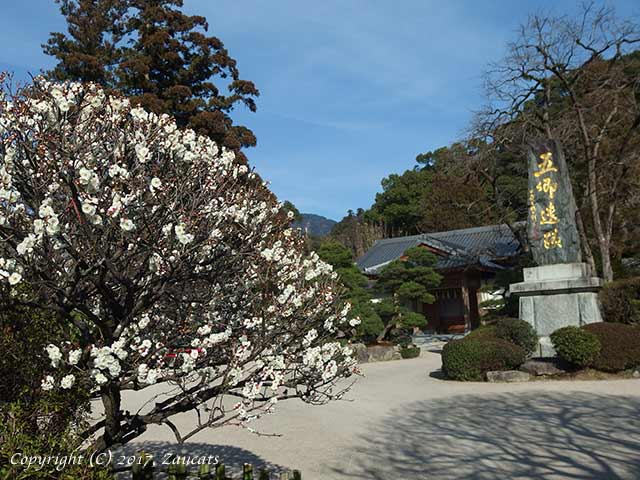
[68, 349, 82, 366]
[0, 78, 358, 450]
[137, 364, 149, 383]
[16, 234, 38, 256]
[303, 329, 318, 347]
[174, 223, 194, 245]
[60, 374, 76, 389]
[94, 371, 108, 386]
[41, 376, 55, 391]
[46, 344, 63, 368]
[91, 346, 122, 377]
[150, 177, 162, 193]
[135, 144, 150, 163]
[8, 272, 21, 285]
[120, 218, 135, 232]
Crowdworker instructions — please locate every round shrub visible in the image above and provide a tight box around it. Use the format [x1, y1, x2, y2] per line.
[550, 326, 600, 367]
[496, 318, 538, 355]
[400, 345, 421, 359]
[442, 338, 526, 381]
[600, 278, 640, 325]
[583, 322, 640, 372]
[495, 318, 538, 356]
[464, 325, 498, 342]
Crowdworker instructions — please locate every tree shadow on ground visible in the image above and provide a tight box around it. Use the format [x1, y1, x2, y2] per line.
[114, 442, 285, 479]
[332, 391, 640, 480]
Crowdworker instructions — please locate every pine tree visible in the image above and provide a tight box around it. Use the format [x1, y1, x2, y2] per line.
[44, 0, 259, 150]
[375, 247, 442, 341]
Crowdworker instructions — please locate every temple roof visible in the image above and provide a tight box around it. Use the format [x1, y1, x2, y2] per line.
[356, 224, 521, 275]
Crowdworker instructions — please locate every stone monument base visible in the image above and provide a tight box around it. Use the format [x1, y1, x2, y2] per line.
[510, 263, 603, 357]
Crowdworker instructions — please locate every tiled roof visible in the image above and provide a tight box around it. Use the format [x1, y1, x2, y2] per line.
[356, 224, 520, 275]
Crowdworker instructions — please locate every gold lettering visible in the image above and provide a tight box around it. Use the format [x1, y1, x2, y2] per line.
[534, 151, 558, 177]
[543, 228, 563, 249]
[540, 202, 559, 225]
[536, 177, 558, 199]
[529, 190, 537, 222]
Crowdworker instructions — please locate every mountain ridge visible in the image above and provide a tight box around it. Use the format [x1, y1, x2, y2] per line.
[293, 213, 337, 237]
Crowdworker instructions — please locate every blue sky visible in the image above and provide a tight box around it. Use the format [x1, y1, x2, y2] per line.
[1, 1, 638, 220]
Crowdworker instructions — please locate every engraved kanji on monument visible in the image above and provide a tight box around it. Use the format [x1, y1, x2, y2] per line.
[526, 138, 582, 265]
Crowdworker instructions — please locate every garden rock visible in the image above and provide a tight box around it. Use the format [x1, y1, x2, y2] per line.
[486, 370, 531, 383]
[520, 358, 567, 376]
[350, 343, 369, 363]
[363, 345, 401, 363]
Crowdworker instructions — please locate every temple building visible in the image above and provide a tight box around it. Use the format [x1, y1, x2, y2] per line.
[356, 224, 521, 334]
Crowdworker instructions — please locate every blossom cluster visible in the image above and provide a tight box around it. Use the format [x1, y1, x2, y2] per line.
[0, 78, 359, 434]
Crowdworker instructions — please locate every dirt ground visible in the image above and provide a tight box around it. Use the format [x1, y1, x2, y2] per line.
[118, 349, 640, 479]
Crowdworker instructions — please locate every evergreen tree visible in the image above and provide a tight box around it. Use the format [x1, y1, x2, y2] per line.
[317, 240, 384, 341]
[375, 247, 441, 341]
[44, 0, 127, 85]
[44, 0, 259, 150]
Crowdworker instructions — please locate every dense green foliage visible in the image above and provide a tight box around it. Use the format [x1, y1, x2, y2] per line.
[316, 240, 384, 340]
[0, 294, 89, 411]
[441, 338, 526, 381]
[368, 167, 434, 237]
[550, 326, 601, 368]
[583, 323, 640, 372]
[463, 325, 498, 342]
[1, 403, 114, 480]
[330, 144, 506, 257]
[600, 277, 640, 325]
[45, 0, 259, 150]
[374, 246, 442, 341]
[0, 296, 102, 479]
[494, 318, 538, 356]
[441, 318, 534, 381]
[399, 345, 421, 359]
[377, 247, 442, 303]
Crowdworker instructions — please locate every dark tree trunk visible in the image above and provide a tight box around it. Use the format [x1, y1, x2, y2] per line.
[100, 382, 122, 449]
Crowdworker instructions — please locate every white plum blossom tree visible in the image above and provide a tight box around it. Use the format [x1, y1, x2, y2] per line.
[0, 74, 359, 451]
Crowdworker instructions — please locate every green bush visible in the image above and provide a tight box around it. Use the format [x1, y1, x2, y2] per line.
[550, 326, 600, 367]
[495, 318, 538, 356]
[442, 338, 526, 381]
[0, 403, 115, 480]
[583, 322, 640, 372]
[349, 300, 384, 341]
[400, 345, 421, 359]
[392, 331, 414, 347]
[0, 293, 101, 479]
[600, 277, 640, 325]
[464, 325, 498, 342]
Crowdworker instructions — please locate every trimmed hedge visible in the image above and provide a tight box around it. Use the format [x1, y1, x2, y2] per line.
[583, 322, 640, 372]
[442, 338, 526, 381]
[400, 345, 421, 359]
[550, 326, 600, 368]
[495, 318, 538, 356]
[600, 277, 640, 325]
[464, 325, 498, 342]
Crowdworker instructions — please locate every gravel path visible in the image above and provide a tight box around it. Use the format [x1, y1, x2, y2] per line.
[122, 350, 640, 479]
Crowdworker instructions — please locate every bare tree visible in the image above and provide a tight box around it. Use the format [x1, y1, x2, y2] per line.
[475, 3, 640, 281]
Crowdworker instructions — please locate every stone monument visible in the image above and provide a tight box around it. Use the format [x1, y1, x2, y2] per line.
[510, 139, 603, 357]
